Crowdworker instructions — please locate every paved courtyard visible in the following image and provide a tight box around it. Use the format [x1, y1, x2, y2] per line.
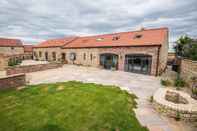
[27, 65, 194, 131]
[20, 60, 49, 66]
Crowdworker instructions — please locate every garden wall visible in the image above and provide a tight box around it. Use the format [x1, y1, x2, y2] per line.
[153, 88, 197, 121]
[0, 54, 8, 71]
[180, 59, 197, 83]
[6, 63, 63, 75]
[0, 73, 26, 89]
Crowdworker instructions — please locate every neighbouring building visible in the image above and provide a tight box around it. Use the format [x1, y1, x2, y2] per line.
[0, 38, 33, 70]
[167, 52, 176, 65]
[0, 38, 24, 55]
[33, 27, 169, 76]
[34, 37, 77, 61]
[23, 45, 33, 60]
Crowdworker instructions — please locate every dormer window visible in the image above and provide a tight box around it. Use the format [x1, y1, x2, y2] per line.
[96, 38, 104, 41]
[133, 34, 142, 39]
[112, 36, 120, 41]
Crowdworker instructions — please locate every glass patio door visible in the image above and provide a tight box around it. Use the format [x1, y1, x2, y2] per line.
[125, 54, 152, 75]
[100, 53, 118, 70]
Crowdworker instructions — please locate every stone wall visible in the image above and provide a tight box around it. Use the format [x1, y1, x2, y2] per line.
[153, 88, 197, 121]
[153, 101, 197, 121]
[0, 46, 24, 55]
[6, 63, 63, 75]
[158, 31, 169, 75]
[0, 73, 26, 89]
[0, 54, 8, 71]
[180, 59, 197, 83]
[33, 45, 168, 76]
[33, 47, 62, 61]
[167, 52, 175, 64]
[63, 46, 159, 75]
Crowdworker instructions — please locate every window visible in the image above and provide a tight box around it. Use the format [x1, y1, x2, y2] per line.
[39, 51, 42, 57]
[90, 53, 93, 61]
[69, 52, 76, 61]
[83, 53, 86, 60]
[52, 52, 56, 61]
[61, 53, 66, 61]
[34, 52, 37, 57]
[112, 36, 120, 41]
[133, 34, 142, 39]
[45, 52, 48, 61]
[96, 38, 104, 41]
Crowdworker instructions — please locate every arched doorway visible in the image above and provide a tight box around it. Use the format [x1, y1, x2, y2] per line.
[100, 53, 118, 70]
[45, 52, 48, 61]
[125, 54, 152, 74]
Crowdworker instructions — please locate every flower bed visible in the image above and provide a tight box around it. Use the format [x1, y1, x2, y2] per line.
[153, 88, 197, 121]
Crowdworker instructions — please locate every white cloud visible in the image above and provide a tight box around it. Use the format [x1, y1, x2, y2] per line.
[0, 0, 196, 49]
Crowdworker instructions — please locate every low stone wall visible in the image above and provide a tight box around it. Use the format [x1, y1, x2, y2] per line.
[0, 73, 26, 89]
[6, 63, 63, 75]
[153, 88, 197, 121]
[180, 59, 197, 83]
[0, 54, 8, 71]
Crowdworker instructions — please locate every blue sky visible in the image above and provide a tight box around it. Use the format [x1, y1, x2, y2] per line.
[0, 0, 197, 50]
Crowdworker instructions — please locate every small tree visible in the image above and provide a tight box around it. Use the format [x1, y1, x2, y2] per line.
[174, 36, 197, 61]
[174, 35, 192, 57]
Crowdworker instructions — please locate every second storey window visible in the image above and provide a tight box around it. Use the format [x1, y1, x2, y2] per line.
[45, 52, 48, 61]
[52, 52, 56, 61]
[39, 51, 42, 57]
[90, 53, 93, 61]
[83, 53, 86, 60]
[34, 52, 37, 59]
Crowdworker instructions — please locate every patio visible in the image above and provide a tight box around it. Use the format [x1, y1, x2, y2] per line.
[26, 64, 195, 131]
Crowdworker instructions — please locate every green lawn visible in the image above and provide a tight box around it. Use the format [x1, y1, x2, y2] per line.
[0, 81, 148, 131]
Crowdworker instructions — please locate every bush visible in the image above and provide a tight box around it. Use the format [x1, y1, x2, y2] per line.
[175, 111, 181, 121]
[149, 95, 153, 103]
[174, 76, 185, 89]
[161, 79, 172, 86]
[8, 59, 22, 66]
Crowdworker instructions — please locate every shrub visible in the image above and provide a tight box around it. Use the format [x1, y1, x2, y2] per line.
[160, 79, 172, 86]
[175, 111, 181, 121]
[8, 59, 22, 67]
[174, 75, 185, 89]
[149, 95, 153, 103]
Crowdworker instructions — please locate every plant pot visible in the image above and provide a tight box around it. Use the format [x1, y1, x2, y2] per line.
[111, 67, 116, 71]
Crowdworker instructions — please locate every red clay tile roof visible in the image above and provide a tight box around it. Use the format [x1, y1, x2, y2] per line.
[24, 45, 33, 52]
[34, 37, 78, 48]
[63, 27, 168, 48]
[0, 38, 23, 47]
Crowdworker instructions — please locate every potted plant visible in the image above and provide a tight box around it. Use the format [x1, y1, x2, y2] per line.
[111, 62, 117, 71]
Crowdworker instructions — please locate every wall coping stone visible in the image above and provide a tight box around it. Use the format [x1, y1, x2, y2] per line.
[182, 58, 197, 63]
[0, 73, 25, 79]
[153, 88, 197, 113]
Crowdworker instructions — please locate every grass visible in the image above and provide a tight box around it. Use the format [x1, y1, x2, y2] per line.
[0, 81, 148, 131]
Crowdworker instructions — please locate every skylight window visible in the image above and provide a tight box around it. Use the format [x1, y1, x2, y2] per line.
[133, 34, 142, 39]
[112, 36, 120, 41]
[96, 38, 104, 41]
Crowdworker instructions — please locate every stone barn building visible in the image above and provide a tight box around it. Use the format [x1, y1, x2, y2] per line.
[0, 38, 33, 70]
[33, 27, 168, 76]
